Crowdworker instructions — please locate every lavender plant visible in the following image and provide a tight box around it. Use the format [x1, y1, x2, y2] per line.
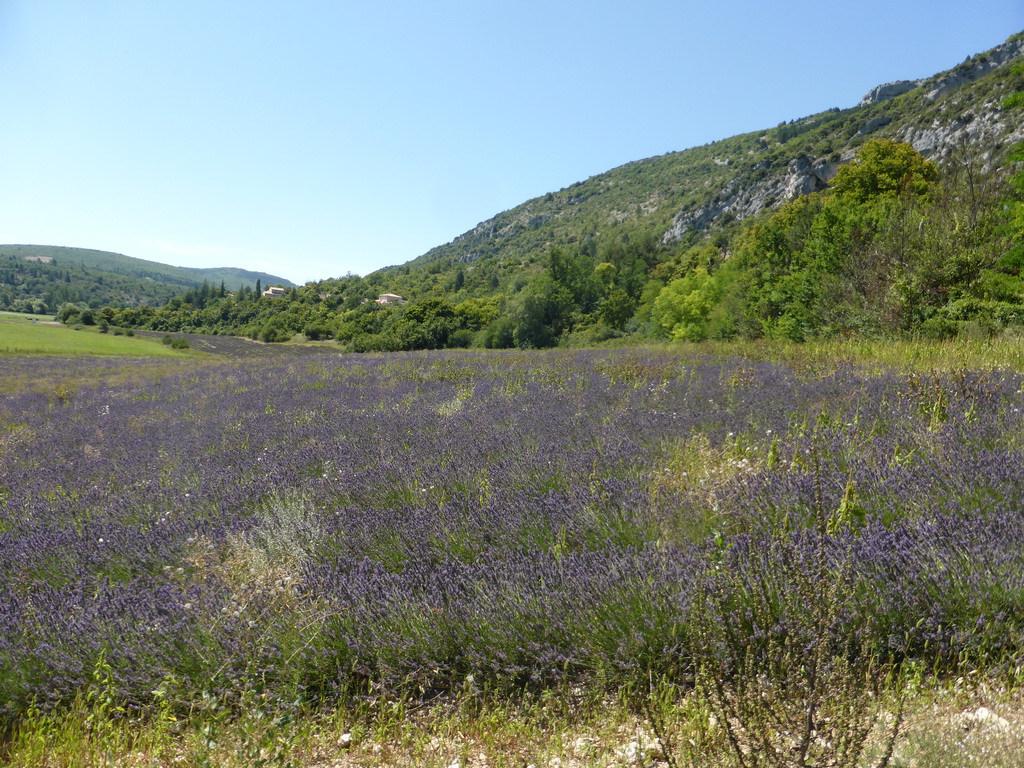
[687, 460, 904, 768]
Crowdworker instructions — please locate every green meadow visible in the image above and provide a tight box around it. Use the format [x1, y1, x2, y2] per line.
[0, 314, 193, 358]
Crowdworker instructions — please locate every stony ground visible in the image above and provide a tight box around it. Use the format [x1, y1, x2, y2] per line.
[72, 684, 1024, 768]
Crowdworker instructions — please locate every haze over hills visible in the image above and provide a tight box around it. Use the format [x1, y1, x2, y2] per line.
[0, 244, 295, 314]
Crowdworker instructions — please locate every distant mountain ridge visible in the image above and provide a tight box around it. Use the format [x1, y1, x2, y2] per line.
[0, 245, 294, 290]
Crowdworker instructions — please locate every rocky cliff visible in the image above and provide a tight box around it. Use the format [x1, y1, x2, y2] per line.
[661, 33, 1024, 243]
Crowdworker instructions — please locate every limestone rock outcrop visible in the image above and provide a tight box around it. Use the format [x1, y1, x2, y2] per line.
[860, 80, 921, 107]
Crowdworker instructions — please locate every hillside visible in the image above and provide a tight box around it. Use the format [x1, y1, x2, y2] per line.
[0, 244, 294, 314]
[372, 32, 1024, 297]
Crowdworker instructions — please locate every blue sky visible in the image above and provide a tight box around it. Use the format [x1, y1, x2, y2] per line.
[1, 2, 1022, 285]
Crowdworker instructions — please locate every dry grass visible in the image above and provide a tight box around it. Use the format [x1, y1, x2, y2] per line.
[6, 676, 1024, 767]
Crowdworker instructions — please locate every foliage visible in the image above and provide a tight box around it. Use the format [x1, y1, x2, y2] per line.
[162, 334, 191, 350]
[727, 138, 1021, 341]
[652, 268, 726, 341]
[829, 137, 939, 203]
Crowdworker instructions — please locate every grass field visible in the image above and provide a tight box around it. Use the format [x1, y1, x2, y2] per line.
[0, 314, 195, 357]
[0, 310, 54, 323]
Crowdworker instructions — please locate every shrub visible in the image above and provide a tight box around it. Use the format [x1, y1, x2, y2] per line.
[161, 335, 190, 349]
[302, 324, 332, 341]
[918, 315, 958, 340]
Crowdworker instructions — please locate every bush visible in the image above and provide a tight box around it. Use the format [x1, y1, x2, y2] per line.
[918, 315, 958, 341]
[161, 334, 190, 349]
[771, 313, 807, 343]
[259, 325, 290, 343]
[57, 304, 81, 324]
[447, 328, 475, 348]
[302, 324, 332, 341]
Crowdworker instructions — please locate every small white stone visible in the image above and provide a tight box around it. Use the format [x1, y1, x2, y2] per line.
[571, 736, 594, 756]
[616, 740, 641, 763]
[643, 736, 666, 761]
[958, 706, 1011, 732]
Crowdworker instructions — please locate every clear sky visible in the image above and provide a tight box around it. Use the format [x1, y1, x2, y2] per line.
[1, 2, 1022, 285]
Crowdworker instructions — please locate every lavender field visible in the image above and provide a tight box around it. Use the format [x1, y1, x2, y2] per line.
[2, 347, 1024, 729]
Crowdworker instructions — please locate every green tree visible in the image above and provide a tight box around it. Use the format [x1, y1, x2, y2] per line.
[599, 285, 635, 329]
[652, 268, 723, 341]
[509, 274, 571, 348]
[548, 247, 601, 314]
[829, 138, 938, 204]
[56, 303, 81, 324]
[735, 195, 822, 337]
[454, 297, 501, 330]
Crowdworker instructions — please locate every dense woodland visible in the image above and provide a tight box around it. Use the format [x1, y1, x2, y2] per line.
[0, 254, 183, 314]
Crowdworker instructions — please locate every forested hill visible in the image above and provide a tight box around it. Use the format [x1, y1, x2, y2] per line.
[0, 244, 294, 314]
[98, 31, 1024, 348]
